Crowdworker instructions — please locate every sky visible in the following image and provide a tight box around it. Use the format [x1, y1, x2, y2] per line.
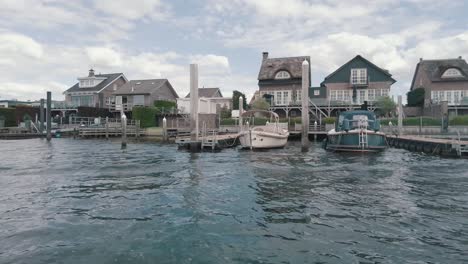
[0, 0, 468, 102]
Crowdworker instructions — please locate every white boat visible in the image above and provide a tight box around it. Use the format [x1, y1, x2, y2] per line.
[238, 110, 289, 149]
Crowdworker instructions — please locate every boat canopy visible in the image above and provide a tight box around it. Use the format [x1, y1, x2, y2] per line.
[336, 110, 380, 131]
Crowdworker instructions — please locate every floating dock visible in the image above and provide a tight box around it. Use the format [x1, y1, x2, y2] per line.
[175, 132, 240, 151]
[386, 135, 468, 158]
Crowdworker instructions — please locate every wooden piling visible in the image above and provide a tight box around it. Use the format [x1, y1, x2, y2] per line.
[105, 117, 109, 139]
[190, 64, 199, 141]
[301, 59, 310, 151]
[121, 113, 127, 149]
[46, 92, 52, 141]
[239, 96, 243, 130]
[162, 117, 168, 141]
[397, 95, 403, 136]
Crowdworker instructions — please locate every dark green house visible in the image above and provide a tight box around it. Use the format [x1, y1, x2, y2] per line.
[319, 55, 396, 105]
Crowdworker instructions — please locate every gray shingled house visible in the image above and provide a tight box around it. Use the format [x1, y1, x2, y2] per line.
[410, 57, 468, 107]
[257, 52, 310, 106]
[185, 87, 223, 98]
[112, 79, 179, 112]
[64, 69, 128, 108]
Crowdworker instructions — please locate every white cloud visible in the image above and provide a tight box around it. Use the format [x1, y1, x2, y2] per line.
[86, 47, 123, 67]
[94, 0, 168, 20]
[0, 32, 43, 60]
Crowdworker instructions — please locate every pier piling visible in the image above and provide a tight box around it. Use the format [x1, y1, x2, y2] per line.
[121, 113, 127, 149]
[163, 117, 168, 141]
[239, 96, 243, 129]
[105, 117, 109, 139]
[301, 59, 310, 151]
[190, 64, 199, 142]
[46, 92, 52, 141]
[397, 95, 403, 136]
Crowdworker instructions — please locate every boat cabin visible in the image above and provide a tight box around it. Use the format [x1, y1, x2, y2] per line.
[336, 110, 381, 132]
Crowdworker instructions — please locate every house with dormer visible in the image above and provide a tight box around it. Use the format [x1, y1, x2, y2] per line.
[257, 52, 310, 106]
[410, 57, 468, 107]
[64, 69, 128, 108]
[320, 55, 396, 105]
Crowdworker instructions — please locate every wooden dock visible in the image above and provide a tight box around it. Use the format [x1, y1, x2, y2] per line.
[386, 135, 468, 158]
[175, 132, 240, 151]
[78, 126, 144, 138]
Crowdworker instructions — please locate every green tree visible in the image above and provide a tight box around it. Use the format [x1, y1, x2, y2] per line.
[375, 96, 396, 117]
[232, 90, 247, 110]
[251, 98, 270, 110]
[220, 105, 231, 119]
[406, 87, 425, 106]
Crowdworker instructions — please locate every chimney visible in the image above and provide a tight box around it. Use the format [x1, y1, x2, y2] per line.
[419, 58, 423, 62]
[262, 52, 269, 61]
[88, 68, 95, 77]
[459, 56, 462, 59]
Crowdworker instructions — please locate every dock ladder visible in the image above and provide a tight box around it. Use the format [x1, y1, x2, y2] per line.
[358, 118, 368, 149]
[201, 122, 217, 150]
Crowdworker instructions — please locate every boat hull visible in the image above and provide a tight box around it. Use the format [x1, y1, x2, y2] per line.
[325, 130, 386, 152]
[239, 130, 288, 149]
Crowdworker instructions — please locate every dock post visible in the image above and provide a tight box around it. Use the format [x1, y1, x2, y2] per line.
[121, 113, 127, 149]
[239, 96, 243, 130]
[163, 117, 168, 141]
[397, 95, 403, 136]
[301, 59, 310, 152]
[190, 64, 199, 141]
[105, 117, 109, 139]
[314, 121, 317, 141]
[39, 99, 45, 135]
[46, 92, 52, 141]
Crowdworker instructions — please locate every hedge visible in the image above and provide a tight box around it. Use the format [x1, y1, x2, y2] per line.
[0, 108, 16, 127]
[380, 117, 441, 126]
[323, 117, 336, 124]
[449, 115, 468, 126]
[132, 106, 157, 128]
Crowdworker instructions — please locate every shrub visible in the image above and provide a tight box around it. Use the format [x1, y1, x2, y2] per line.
[0, 108, 16, 127]
[153, 100, 176, 114]
[407, 87, 425, 107]
[132, 106, 157, 128]
[449, 115, 468, 126]
[323, 117, 336, 124]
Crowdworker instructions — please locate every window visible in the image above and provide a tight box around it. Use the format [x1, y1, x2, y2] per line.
[71, 95, 94, 107]
[314, 90, 320, 96]
[330, 90, 337, 101]
[283, 91, 289, 105]
[275, 71, 291, 79]
[382, 89, 389, 97]
[276, 91, 282, 105]
[351, 68, 367, 85]
[133, 95, 145, 106]
[343, 90, 351, 102]
[438, 91, 445, 101]
[446, 91, 452, 104]
[375, 89, 382, 97]
[113, 84, 118, 91]
[368, 89, 375, 101]
[359, 90, 366, 103]
[296, 90, 302, 102]
[442, 68, 463, 78]
[337, 90, 343, 101]
[454, 91, 460, 104]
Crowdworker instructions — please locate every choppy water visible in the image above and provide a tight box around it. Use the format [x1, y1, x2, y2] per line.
[1, 138, 467, 264]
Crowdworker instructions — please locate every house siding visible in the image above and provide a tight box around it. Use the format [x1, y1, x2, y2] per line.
[323, 57, 393, 84]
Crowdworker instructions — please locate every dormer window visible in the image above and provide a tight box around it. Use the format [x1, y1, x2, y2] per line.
[351, 68, 367, 85]
[442, 68, 463, 78]
[275, 71, 291, 79]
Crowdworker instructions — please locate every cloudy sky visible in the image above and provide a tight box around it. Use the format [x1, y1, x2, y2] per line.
[1, 0, 467, 101]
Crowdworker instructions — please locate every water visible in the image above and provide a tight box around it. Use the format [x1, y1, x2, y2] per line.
[1, 139, 467, 264]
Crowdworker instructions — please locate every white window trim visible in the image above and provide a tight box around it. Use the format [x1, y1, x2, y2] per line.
[442, 68, 463, 78]
[275, 71, 291, 80]
[351, 68, 367, 85]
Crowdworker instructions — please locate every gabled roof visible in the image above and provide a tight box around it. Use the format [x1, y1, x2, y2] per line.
[185, 87, 222, 98]
[410, 58, 468, 89]
[64, 73, 125, 93]
[322, 55, 396, 85]
[258, 55, 310, 80]
[114, 79, 178, 98]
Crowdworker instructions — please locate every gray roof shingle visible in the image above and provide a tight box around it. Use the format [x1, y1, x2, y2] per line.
[185, 88, 222, 98]
[419, 58, 468, 82]
[258, 56, 310, 81]
[114, 79, 169, 95]
[64, 73, 124, 93]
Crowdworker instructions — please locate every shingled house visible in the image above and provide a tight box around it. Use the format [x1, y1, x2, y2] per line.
[257, 52, 310, 106]
[410, 57, 468, 107]
[64, 69, 128, 108]
[177, 87, 232, 114]
[111, 79, 179, 112]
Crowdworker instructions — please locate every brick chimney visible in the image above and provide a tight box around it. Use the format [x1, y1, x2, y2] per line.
[262, 52, 269, 61]
[419, 58, 423, 62]
[459, 56, 462, 59]
[88, 68, 95, 77]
